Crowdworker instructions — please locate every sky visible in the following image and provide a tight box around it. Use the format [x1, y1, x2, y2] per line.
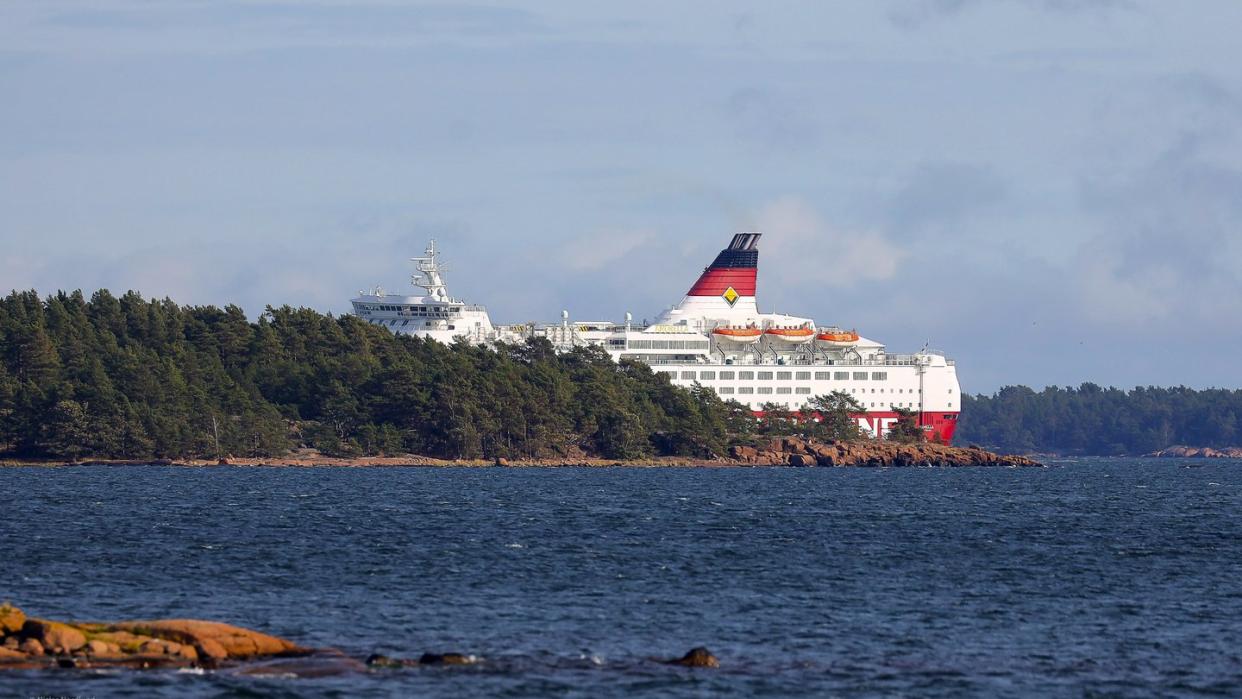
[2, 0, 1241, 393]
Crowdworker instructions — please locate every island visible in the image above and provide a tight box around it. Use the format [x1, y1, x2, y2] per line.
[0, 290, 1037, 468]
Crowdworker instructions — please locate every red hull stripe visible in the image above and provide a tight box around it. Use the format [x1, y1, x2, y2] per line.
[687, 268, 757, 297]
[750, 410, 960, 445]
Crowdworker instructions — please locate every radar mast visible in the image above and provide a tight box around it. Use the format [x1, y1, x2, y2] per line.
[410, 240, 451, 302]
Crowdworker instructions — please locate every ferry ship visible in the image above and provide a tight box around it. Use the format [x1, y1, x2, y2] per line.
[352, 234, 961, 442]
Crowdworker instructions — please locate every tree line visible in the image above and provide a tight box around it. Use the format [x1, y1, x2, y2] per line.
[958, 384, 1242, 455]
[0, 289, 881, 462]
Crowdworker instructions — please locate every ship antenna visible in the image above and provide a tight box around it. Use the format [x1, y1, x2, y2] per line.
[410, 239, 451, 301]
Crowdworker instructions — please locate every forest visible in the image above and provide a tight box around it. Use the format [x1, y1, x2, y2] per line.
[958, 384, 1242, 455]
[0, 289, 874, 462]
[5, 289, 1231, 461]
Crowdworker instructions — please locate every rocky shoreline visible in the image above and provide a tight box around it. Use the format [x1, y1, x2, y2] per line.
[0, 604, 719, 675]
[1146, 446, 1242, 458]
[2, 438, 1041, 469]
[725, 437, 1042, 467]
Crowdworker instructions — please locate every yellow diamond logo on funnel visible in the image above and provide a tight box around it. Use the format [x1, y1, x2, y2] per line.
[722, 286, 739, 306]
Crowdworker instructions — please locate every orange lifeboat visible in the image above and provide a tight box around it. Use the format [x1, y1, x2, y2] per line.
[763, 326, 815, 344]
[712, 326, 763, 344]
[816, 328, 860, 347]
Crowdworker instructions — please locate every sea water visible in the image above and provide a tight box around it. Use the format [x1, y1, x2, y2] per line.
[1, 459, 1239, 697]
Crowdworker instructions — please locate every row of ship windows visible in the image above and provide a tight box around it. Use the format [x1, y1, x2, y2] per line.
[361, 311, 456, 318]
[369, 319, 456, 330]
[665, 370, 889, 381]
[719, 387, 813, 395]
[624, 340, 712, 350]
[363, 305, 462, 314]
[715, 386, 924, 398]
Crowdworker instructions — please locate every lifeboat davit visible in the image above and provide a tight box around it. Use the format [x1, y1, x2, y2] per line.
[712, 326, 763, 344]
[816, 328, 860, 347]
[763, 326, 815, 344]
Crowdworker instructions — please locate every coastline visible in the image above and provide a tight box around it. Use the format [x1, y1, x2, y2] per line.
[1146, 446, 1242, 458]
[1, 439, 1043, 469]
[18, 442, 1242, 468]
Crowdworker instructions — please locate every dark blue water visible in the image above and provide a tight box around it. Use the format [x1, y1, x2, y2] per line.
[2, 460, 1240, 697]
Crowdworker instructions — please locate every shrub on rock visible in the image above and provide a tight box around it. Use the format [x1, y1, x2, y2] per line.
[0, 604, 25, 635]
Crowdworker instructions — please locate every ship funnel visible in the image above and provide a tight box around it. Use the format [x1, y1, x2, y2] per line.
[661, 232, 761, 323]
[685, 233, 759, 299]
[728, 232, 761, 251]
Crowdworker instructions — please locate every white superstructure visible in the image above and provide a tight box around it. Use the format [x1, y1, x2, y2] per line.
[351, 241, 495, 343]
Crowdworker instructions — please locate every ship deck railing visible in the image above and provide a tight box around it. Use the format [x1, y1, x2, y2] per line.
[636, 355, 954, 367]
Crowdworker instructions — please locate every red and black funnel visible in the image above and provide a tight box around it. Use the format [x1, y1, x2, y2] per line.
[686, 233, 760, 298]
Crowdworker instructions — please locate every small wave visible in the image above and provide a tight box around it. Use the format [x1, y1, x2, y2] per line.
[243, 671, 300, 679]
[506, 543, 525, 549]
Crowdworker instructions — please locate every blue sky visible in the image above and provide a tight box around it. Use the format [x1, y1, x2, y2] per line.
[2, 1, 1240, 392]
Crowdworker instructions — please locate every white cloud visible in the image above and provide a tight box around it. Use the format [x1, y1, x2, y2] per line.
[724, 87, 819, 151]
[0, 1, 548, 56]
[888, 0, 1136, 29]
[0, 253, 42, 294]
[1070, 121, 1242, 327]
[1073, 238, 1177, 324]
[750, 196, 906, 287]
[557, 229, 655, 272]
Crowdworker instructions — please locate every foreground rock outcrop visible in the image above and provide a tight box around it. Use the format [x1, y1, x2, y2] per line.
[727, 437, 1042, 467]
[0, 604, 308, 670]
[0, 604, 730, 678]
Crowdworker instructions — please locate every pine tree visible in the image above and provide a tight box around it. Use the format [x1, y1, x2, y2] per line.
[888, 407, 924, 443]
[804, 391, 864, 442]
[40, 399, 92, 460]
